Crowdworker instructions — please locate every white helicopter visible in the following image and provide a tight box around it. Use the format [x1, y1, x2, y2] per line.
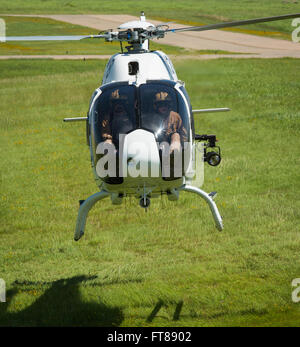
[5, 12, 300, 240]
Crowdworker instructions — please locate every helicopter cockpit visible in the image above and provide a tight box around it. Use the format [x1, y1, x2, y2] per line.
[89, 80, 192, 183]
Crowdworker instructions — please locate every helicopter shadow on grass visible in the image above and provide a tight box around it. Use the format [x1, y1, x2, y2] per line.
[146, 299, 184, 323]
[145, 300, 269, 324]
[0, 275, 129, 327]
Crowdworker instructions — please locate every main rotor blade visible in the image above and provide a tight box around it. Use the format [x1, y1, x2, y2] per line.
[167, 13, 300, 33]
[4, 35, 106, 42]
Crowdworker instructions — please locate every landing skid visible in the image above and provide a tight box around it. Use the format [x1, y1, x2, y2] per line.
[74, 185, 223, 241]
[180, 185, 223, 231]
[74, 190, 109, 241]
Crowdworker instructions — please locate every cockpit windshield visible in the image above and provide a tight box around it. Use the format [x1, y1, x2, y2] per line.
[90, 81, 192, 183]
[91, 81, 190, 149]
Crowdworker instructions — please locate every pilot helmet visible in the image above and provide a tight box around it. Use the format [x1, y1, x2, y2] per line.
[153, 92, 172, 110]
[110, 89, 128, 114]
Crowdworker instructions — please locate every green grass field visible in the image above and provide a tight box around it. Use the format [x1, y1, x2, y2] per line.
[0, 0, 299, 37]
[0, 57, 300, 326]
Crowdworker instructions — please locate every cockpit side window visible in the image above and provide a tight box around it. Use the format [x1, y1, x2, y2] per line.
[179, 86, 194, 140]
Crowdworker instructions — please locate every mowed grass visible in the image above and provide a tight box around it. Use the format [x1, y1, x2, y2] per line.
[0, 58, 300, 326]
[0, 0, 299, 37]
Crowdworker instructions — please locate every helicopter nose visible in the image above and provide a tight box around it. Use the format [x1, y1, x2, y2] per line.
[122, 129, 160, 179]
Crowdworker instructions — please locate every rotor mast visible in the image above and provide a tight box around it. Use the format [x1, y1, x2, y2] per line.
[139, 11, 149, 51]
[117, 11, 154, 52]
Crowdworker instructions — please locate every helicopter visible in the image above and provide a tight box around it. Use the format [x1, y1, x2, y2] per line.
[4, 11, 300, 241]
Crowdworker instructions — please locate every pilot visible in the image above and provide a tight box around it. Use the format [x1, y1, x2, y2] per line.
[102, 89, 133, 147]
[153, 91, 188, 152]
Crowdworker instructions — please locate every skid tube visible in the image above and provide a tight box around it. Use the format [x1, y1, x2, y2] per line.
[74, 190, 109, 241]
[74, 185, 223, 241]
[180, 185, 223, 231]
